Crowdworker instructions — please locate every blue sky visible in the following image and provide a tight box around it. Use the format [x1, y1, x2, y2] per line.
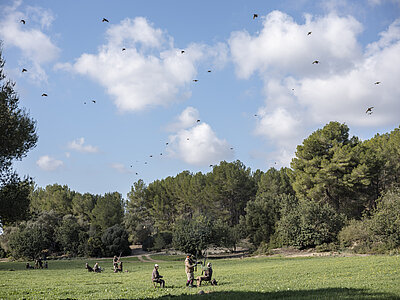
[1, 0, 399, 198]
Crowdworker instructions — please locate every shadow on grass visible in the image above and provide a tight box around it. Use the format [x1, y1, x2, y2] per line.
[137, 288, 399, 300]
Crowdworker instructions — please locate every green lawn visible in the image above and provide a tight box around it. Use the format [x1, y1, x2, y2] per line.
[0, 255, 399, 299]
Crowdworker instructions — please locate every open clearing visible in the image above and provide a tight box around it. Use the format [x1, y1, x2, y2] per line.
[1, 254, 400, 299]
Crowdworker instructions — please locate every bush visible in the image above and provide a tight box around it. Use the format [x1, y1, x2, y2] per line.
[368, 189, 400, 249]
[277, 199, 345, 249]
[101, 224, 131, 257]
[338, 219, 372, 252]
[152, 231, 172, 251]
[172, 216, 213, 255]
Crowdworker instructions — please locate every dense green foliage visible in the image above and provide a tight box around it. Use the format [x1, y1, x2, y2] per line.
[1, 255, 400, 299]
[2, 118, 400, 258]
[0, 46, 37, 227]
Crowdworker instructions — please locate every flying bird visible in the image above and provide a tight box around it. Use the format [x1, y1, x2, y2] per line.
[207, 70, 211, 73]
[181, 50, 185, 54]
[312, 60, 319, 64]
[20, 19, 25, 24]
[41, 93, 48, 97]
[193, 79, 199, 82]
[196, 119, 200, 122]
[253, 14, 258, 19]
[230, 147, 234, 150]
[374, 81, 381, 85]
[22, 68, 27, 73]
[92, 100, 96, 103]
[166, 142, 169, 145]
[307, 31, 312, 35]
[102, 18, 109, 22]
[122, 48, 126, 51]
[366, 106, 374, 114]
[254, 114, 258, 117]
[150, 155, 153, 158]
[187, 138, 190, 140]
[209, 164, 213, 167]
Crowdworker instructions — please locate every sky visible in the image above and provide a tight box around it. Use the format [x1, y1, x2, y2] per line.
[1, 0, 399, 198]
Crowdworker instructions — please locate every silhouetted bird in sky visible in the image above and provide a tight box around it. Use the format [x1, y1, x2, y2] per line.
[122, 48, 126, 51]
[92, 100, 96, 103]
[253, 14, 258, 19]
[102, 18, 109, 22]
[20, 19, 25, 24]
[197, 119, 200, 122]
[254, 114, 258, 117]
[230, 147, 234, 150]
[193, 79, 199, 82]
[366, 107, 374, 114]
[166, 142, 169, 145]
[312, 60, 319, 64]
[375, 81, 381, 85]
[41, 93, 48, 97]
[181, 50, 185, 54]
[150, 155, 153, 158]
[207, 70, 211, 73]
[307, 31, 312, 35]
[187, 138, 189, 140]
[22, 68, 27, 72]
[209, 164, 213, 167]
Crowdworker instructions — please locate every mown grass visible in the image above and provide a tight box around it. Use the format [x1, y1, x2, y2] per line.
[0, 255, 399, 299]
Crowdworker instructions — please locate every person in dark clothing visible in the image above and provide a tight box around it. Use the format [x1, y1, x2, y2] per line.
[197, 262, 213, 287]
[152, 264, 165, 288]
[85, 263, 94, 272]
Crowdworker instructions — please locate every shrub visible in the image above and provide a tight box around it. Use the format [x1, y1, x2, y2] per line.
[101, 224, 131, 257]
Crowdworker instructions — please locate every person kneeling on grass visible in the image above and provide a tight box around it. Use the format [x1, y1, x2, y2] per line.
[197, 262, 213, 287]
[152, 264, 165, 288]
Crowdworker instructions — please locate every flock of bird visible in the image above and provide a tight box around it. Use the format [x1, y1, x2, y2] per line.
[17, 14, 380, 177]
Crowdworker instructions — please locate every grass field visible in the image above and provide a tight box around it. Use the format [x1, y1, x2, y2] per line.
[1, 254, 400, 299]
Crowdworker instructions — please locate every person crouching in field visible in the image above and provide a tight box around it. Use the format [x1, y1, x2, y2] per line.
[152, 264, 165, 288]
[85, 263, 94, 272]
[197, 262, 213, 287]
[185, 255, 196, 287]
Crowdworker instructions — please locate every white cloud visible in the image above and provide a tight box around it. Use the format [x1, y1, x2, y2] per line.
[166, 106, 199, 131]
[167, 108, 233, 166]
[110, 163, 131, 174]
[229, 11, 363, 79]
[36, 155, 63, 171]
[58, 17, 226, 112]
[68, 138, 98, 153]
[230, 11, 400, 165]
[0, 1, 59, 81]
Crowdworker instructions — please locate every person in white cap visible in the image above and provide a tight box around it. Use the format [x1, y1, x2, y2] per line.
[152, 264, 165, 288]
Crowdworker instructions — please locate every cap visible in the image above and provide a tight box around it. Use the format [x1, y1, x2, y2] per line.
[155, 264, 159, 267]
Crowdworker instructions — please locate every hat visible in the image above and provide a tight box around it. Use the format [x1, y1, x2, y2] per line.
[155, 264, 159, 267]
[207, 262, 211, 267]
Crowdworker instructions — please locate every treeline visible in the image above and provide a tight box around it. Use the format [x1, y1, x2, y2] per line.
[1, 122, 400, 259]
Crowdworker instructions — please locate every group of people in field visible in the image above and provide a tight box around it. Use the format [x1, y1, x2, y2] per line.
[152, 254, 216, 288]
[26, 258, 48, 269]
[84, 253, 217, 289]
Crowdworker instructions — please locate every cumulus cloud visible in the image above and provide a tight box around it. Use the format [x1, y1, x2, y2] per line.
[0, 0, 59, 81]
[67, 138, 98, 153]
[230, 11, 400, 165]
[58, 17, 227, 112]
[36, 155, 63, 171]
[167, 108, 233, 166]
[166, 106, 199, 131]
